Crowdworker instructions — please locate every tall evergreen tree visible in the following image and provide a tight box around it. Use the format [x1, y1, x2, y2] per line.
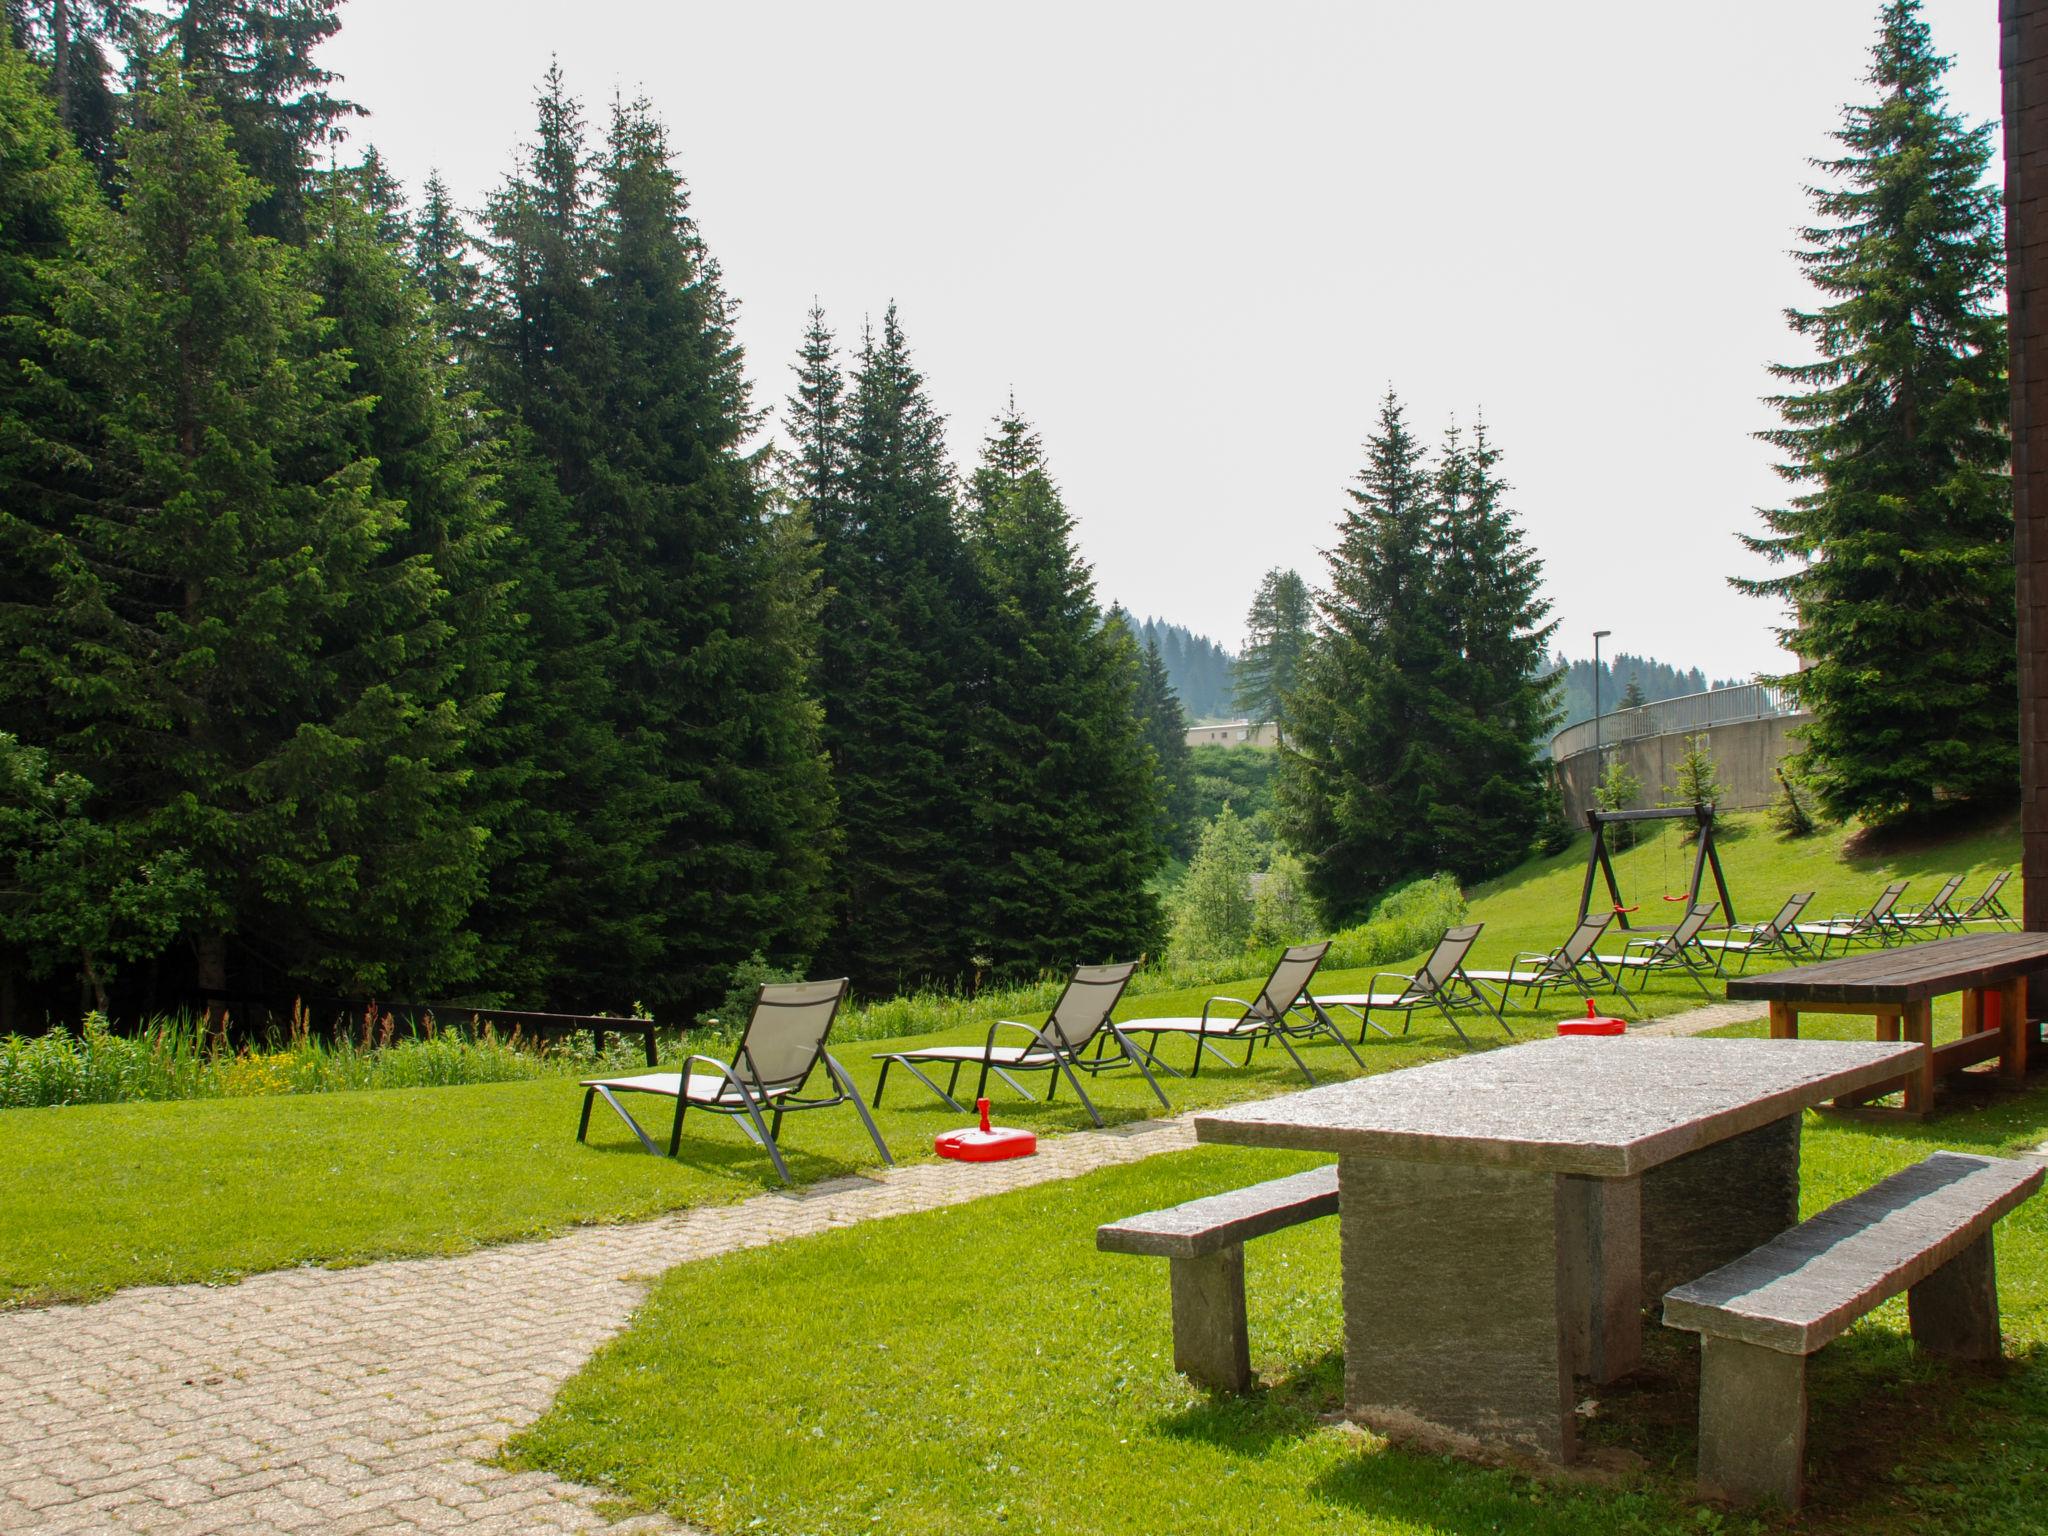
[1277, 389, 1440, 921]
[296, 169, 514, 993]
[781, 301, 847, 527]
[0, 21, 125, 1010]
[961, 409, 1162, 975]
[167, 0, 358, 240]
[1123, 614, 1195, 859]
[815, 304, 973, 994]
[472, 65, 672, 1008]
[0, 63, 477, 998]
[1736, 0, 2013, 823]
[3, 0, 135, 183]
[582, 95, 834, 1008]
[1232, 567, 1312, 729]
[1416, 420, 1559, 878]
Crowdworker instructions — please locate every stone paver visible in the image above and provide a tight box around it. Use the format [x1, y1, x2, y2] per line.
[0, 1112, 1195, 1534]
[1629, 999, 1764, 1037]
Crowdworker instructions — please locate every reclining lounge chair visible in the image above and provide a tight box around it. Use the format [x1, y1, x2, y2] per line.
[1310, 923, 1507, 1047]
[1463, 911, 1619, 1011]
[1793, 879, 1908, 954]
[1595, 902, 1721, 1009]
[869, 960, 1170, 1126]
[1117, 942, 1359, 1084]
[577, 977, 889, 1186]
[1695, 892, 1813, 975]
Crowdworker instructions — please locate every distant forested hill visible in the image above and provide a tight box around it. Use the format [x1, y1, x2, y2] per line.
[1549, 653, 1752, 729]
[1139, 618, 1238, 720]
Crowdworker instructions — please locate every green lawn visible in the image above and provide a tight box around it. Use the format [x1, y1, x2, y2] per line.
[0, 810, 2020, 1307]
[507, 1087, 2048, 1536]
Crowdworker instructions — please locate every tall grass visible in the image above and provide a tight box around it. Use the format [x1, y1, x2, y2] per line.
[0, 1010, 649, 1110]
[5, 874, 1470, 1106]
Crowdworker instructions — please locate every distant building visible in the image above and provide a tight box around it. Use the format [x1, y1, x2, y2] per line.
[1185, 719, 1279, 749]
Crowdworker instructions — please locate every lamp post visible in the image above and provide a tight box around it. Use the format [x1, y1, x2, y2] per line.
[1592, 630, 1612, 763]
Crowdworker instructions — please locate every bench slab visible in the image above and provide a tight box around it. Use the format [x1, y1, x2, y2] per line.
[1096, 1164, 1339, 1259]
[1664, 1151, 2042, 1355]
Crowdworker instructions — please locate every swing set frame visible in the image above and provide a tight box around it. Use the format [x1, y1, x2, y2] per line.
[1577, 803, 1735, 931]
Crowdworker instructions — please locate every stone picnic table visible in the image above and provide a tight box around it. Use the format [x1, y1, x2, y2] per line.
[1192, 1035, 1921, 1463]
[1725, 931, 2048, 1118]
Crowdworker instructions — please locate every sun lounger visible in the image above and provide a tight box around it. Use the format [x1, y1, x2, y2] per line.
[577, 978, 888, 1185]
[1696, 892, 1814, 974]
[869, 960, 1172, 1126]
[1117, 942, 1360, 1084]
[1793, 879, 1908, 953]
[1463, 911, 1619, 1009]
[1310, 923, 1507, 1047]
[1596, 902, 1720, 1009]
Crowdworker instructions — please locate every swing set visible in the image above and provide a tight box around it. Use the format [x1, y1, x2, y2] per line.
[1577, 804, 1736, 932]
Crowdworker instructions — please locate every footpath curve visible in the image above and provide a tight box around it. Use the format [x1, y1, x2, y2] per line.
[0, 1001, 1760, 1535]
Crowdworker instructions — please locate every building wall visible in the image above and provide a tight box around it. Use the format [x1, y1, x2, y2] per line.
[1553, 713, 1808, 824]
[1184, 720, 1279, 749]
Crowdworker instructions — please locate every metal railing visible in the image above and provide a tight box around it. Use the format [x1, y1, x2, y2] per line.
[1550, 681, 1801, 761]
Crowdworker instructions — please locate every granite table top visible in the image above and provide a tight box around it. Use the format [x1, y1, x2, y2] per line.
[1192, 1036, 1923, 1177]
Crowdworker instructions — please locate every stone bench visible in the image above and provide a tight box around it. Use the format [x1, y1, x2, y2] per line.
[1097, 1164, 1340, 1392]
[1663, 1150, 2043, 1510]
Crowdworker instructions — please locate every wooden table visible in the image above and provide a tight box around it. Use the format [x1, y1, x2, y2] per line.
[1192, 1036, 1923, 1464]
[1724, 931, 2048, 1118]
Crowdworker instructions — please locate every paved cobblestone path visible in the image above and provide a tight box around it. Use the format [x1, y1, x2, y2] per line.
[0, 1000, 1772, 1536]
[0, 1113, 1197, 1535]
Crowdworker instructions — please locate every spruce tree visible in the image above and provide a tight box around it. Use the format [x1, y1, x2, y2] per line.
[168, 0, 358, 240]
[2, 64, 477, 998]
[1417, 419, 1559, 879]
[1124, 614, 1195, 859]
[1736, 0, 2013, 823]
[1277, 389, 1440, 922]
[473, 65, 669, 1008]
[411, 168, 485, 356]
[781, 302, 847, 523]
[298, 171, 512, 993]
[1232, 567, 1312, 730]
[3, 0, 134, 183]
[961, 409, 1162, 976]
[816, 304, 973, 994]
[1620, 674, 1648, 711]
[584, 95, 833, 1009]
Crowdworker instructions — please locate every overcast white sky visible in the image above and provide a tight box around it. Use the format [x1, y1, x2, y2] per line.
[325, 0, 2004, 675]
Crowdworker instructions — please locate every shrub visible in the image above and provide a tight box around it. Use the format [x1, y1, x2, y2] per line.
[1166, 805, 1261, 964]
[1250, 852, 1313, 947]
[1771, 765, 1819, 839]
[1593, 759, 1643, 850]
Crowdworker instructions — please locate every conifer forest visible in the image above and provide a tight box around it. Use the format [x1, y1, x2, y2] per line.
[0, 2, 1566, 1026]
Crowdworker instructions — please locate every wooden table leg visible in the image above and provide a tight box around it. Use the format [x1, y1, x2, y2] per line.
[1769, 1001, 1797, 1039]
[2002, 977, 2028, 1082]
[1960, 987, 1984, 1039]
[1901, 999, 1935, 1117]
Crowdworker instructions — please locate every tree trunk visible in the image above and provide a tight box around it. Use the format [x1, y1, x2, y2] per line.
[195, 931, 227, 1033]
[51, 0, 71, 125]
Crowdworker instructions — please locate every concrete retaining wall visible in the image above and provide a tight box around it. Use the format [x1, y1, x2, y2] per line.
[1555, 713, 1808, 824]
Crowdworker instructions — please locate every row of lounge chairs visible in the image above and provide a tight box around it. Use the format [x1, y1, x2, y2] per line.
[577, 871, 2016, 1182]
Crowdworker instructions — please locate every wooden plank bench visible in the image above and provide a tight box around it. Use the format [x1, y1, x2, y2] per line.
[1097, 1164, 1340, 1392]
[1663, 1150, 2043, 1509]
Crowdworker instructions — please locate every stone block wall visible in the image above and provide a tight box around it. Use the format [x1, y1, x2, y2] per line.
[1554, 713, 1809, 825]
